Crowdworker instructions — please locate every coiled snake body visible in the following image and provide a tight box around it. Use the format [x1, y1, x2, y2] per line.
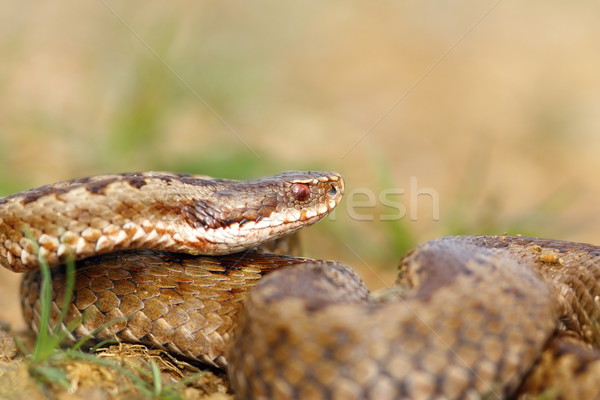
[2, 171, 600, 399]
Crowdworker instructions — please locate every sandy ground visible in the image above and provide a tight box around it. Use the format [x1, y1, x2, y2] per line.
[1, 1, 600, 397]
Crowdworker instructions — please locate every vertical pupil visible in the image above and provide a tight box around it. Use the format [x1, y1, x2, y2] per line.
[292, 183, 310, 201]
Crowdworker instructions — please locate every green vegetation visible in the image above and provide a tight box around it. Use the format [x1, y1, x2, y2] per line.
[13, 241, 204, 399]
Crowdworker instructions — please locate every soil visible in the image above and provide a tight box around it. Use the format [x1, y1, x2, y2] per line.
[0, 329, 233, 400]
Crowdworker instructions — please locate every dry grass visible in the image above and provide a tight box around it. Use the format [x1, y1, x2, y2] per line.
[0, 341, 232, 400]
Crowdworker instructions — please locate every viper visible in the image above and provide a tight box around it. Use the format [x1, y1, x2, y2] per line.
[2, 171, 599, 399]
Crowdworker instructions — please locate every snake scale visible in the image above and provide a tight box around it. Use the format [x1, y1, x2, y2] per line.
[1, 171, 600, 399]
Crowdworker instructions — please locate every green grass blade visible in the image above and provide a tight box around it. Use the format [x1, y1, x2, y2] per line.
[71, 312, 128, 351]
[63, 351, 154, 398]
[31, 247, 54, 362]
[55, 255, 76, 336]
[89, 339, 120, 353]
[151, 360, 162, 397]
[29, 365, 71, 390]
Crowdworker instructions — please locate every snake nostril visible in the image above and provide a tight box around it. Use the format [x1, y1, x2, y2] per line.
[328, 185, 338, 198]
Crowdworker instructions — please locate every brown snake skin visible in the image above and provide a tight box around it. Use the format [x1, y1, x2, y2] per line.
[229, 236, 600, 399]
[20, 250, 311, 367]
[2, 172, 600, 399]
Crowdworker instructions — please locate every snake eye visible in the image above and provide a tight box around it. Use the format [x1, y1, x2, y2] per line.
[291, 183, 310, 202]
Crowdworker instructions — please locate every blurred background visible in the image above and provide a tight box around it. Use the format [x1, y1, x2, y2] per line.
[1, 1, 600, 328]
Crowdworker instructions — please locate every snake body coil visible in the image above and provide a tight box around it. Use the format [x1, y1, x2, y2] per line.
[230, 236, 600, 399]
[2, 171, 600, 399]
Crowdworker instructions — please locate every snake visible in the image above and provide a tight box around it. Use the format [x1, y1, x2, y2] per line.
[1, 171, 600, 399]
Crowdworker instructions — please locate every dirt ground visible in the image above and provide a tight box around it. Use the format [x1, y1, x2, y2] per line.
[0, 335, 233, 400]
[1, 1, 600, 398]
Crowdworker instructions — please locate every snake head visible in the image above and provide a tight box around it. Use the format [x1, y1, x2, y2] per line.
[182, 171, 344, 254]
